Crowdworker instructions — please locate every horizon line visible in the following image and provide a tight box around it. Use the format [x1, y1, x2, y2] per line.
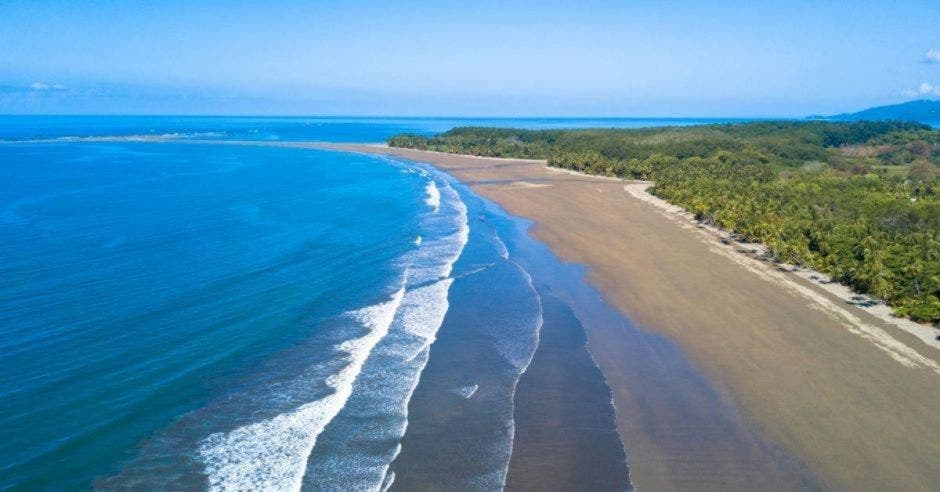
[0, 113, 799, 120]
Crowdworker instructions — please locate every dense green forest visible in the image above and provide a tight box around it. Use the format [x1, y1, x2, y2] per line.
[389, 121, 940, 324]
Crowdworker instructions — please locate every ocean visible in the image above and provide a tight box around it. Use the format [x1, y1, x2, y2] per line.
[0, 116, 750, 490]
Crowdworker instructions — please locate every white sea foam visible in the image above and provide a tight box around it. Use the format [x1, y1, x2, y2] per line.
[494, 259, 544, 489]
[425, 181, 441, 212]
[398, 279, 455, 361]
[380, 471, 396, 492]
[485, 260, 543, 373]
[0, 131, 227, 144]
[197, 286, 405, 491]
[513, 261, 543, 374]
[301, 174, 470, 490]
[371, 180, 468, 485]
[493, 230, 510, 260]
[197, 165, 471, 491]
[367, 278, 453, 485]
[454, 384, 479, 399]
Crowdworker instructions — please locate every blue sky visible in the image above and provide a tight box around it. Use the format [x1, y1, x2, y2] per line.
[1, 0, 938, 116]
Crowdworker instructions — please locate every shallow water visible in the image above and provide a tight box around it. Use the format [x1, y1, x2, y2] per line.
[377, 170, 632, 491]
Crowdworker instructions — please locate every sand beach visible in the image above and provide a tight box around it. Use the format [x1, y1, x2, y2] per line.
[324, 143, 940, 491]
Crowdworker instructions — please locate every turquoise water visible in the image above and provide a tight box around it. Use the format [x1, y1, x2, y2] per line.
[0, 116, 740, 490]
[1, 142, 428, 489]
[0, 115, 759, 143]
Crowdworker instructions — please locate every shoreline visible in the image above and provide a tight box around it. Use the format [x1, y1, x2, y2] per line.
[360, 143, 939, 349]
[385, 177, 633, 489]
[326, 143, 939, 357]
[323, 143, 940, 491]
[621, 181, 939, 357]
[23, 134, 936, 488]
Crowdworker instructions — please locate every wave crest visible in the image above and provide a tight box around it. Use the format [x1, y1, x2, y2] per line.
[425, 181, 441, 212]
[197, 286, 405, 491]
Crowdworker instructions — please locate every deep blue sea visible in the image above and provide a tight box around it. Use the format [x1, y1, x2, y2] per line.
[0, 115, 762, 490]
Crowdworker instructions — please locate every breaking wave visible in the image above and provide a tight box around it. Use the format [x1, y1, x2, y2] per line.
[425, 181, 441, 212]
[196, 166, 469, 491]
[197, 286, 405, 491]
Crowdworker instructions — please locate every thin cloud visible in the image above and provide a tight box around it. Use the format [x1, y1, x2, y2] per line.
[925, 49, 940, 64]
[29, 81, 66, 91]
[903, 82, 940, 98]
[919, 82, 940, 95]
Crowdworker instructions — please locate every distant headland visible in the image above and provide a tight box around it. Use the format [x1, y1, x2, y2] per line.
[812, 99, 940, 124]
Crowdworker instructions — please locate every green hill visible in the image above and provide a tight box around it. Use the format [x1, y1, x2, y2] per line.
[824, 99, 940, 123]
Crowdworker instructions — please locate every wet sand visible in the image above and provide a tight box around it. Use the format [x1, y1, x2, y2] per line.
[387, 259, 530, 491]
[326, 144, 940, 491]
[385, 170, 630, 491]
[504, 292, 631, 491]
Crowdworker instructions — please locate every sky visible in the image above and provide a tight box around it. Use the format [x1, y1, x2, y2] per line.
[1, 0, 939, 117]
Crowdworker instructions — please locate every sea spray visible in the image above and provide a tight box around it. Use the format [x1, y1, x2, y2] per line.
[197, 286, 406, 491]
[375, 181, 546, 490]
[424, 181, 441, 212]
[193, 164, 468, 490]
[66, 144, 423, 490]
[453, 384, 479, 399]
[301, 174, 469, 489]
[486, 255, 544, 489]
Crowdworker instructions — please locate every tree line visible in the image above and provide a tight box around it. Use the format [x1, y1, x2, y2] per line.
[389, 121, 940, 324]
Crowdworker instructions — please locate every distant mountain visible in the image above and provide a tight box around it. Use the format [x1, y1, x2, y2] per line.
[818, 99, 940, 123]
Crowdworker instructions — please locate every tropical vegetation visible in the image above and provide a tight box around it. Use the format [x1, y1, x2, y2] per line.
[389, 121, 940, 324]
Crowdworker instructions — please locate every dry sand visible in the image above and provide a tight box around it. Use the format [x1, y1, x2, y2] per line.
[322, 144, 940, 491]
